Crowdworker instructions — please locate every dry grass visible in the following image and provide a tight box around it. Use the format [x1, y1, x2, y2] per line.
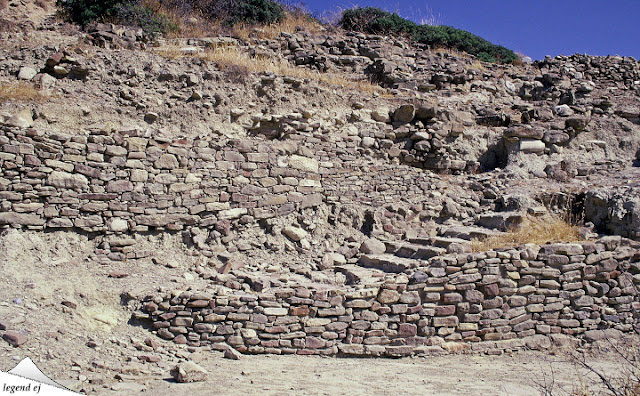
[230, 12, 324, 40]
[0, 81, 48, 103]
[153, 45, 386, 94]
[470, 215, 583, 252]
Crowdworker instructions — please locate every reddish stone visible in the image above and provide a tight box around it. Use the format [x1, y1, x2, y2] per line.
[3, 331, 27, 347]
[305, 336, 326, 349]
[483, 283, 500, 297]
[398, 323, 418, 337]
[435, 305, 456, 316]
[289, 306, 310, 316]
[109, 270, 129, 278]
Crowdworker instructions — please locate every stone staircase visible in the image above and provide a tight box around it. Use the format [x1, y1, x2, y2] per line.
[356, 225, 508, 275]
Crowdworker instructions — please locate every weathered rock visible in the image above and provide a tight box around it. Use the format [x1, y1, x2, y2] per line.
[288, 155, 318, 173]
[320, 252, 347, 270]
[5, 109, 33, 128]
[0, 213, 45, 226]
[3, 331, 28, 347]
[283, 226, 308, 242]
[47, 171, 89, 190]
[170, 361, 208, 383]
[393, 104, 415, 123]
[360, 238, 387, 255]
[17, 67, 37, 80]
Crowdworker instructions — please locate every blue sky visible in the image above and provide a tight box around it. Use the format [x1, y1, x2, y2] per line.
[300, 0, 640, 61]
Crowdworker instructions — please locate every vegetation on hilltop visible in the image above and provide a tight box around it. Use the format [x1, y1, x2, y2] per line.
[56, 1, 517, 63]
[340, 7, 518, 63]
[56, 0, 286, 36]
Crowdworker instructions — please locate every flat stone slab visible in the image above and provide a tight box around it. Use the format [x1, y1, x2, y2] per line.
[358, 254, 421, 273]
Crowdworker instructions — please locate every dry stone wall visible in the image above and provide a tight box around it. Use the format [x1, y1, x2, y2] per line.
[0, 124, 448, 240]
[136, 238, 640, 356]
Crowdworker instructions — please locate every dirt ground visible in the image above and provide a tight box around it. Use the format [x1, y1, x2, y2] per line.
[96, 351, 621, 396]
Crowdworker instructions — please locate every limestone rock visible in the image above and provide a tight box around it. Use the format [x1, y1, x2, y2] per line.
[5, 108, 33, 128]
[17, 67, 37, 80]
[47, 171, 89, 190]
[320, 253, 347, 270]
[170, 361, 208, 383]
[283, 226, 308, 241]
[519, 139, 545, 153]
[360, 238, 387, 255]
[155, 154, 179, 169]
[289, 155, 318, 173]
[371, 107, 391, 122]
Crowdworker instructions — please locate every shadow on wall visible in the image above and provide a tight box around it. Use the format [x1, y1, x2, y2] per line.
[477, 139, 507, 171]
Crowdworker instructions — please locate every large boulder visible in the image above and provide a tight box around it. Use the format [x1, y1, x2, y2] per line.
[584, 186, 640, 239]
[392, 104, 415, 123]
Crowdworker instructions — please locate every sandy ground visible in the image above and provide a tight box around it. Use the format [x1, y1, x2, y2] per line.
[96, 351, 620, 396]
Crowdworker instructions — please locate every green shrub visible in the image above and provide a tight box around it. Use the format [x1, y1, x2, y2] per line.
[57, 0, 178, 36]
[159, 0, 284, 26]
[232, 0, 284, 25]
[339, 7, 518, 64]
[56, 0, 125, 26]
[57, 0, 283, 36]
[113, 3, 179, 36]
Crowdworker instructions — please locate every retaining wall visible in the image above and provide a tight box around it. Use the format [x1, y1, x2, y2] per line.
[0, 125, 442, 236]
[138, 239, 640, 356]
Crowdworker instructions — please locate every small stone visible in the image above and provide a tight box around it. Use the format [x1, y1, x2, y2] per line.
[61, 299, 78, 309]
[320, 253, 346, 270]
[93, 313, 118, 327]
[283, 226, 308, 242]
[109, 271, 129, 278]
[17, 67, 37, 80]
[170, 361, 208, 383]
[360, 238, 386, 255]
[223, 347, 241, 360]
[144, 112, 158, 123]
[3, 331, 28, 347]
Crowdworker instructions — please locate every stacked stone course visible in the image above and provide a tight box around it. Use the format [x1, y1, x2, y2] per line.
[138, 238, 640, 356]
[0, 125, 444, 239]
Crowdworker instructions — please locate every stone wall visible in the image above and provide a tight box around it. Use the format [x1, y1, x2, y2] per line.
[0, 124, 444, 233]
[137, 238, 640, 356]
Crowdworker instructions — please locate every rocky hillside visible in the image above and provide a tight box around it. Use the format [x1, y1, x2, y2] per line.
[1, 1, 640, 393]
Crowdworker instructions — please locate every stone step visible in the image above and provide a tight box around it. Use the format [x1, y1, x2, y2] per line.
[405, 236, 471, 254]
[335, 264, 384, 285]
[385, 242, 446, 260]
[440, 225, 505, 241]
[409, 236, 468, 247]
[357, 254, 421, 273]
[475, 212, 525, 231]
